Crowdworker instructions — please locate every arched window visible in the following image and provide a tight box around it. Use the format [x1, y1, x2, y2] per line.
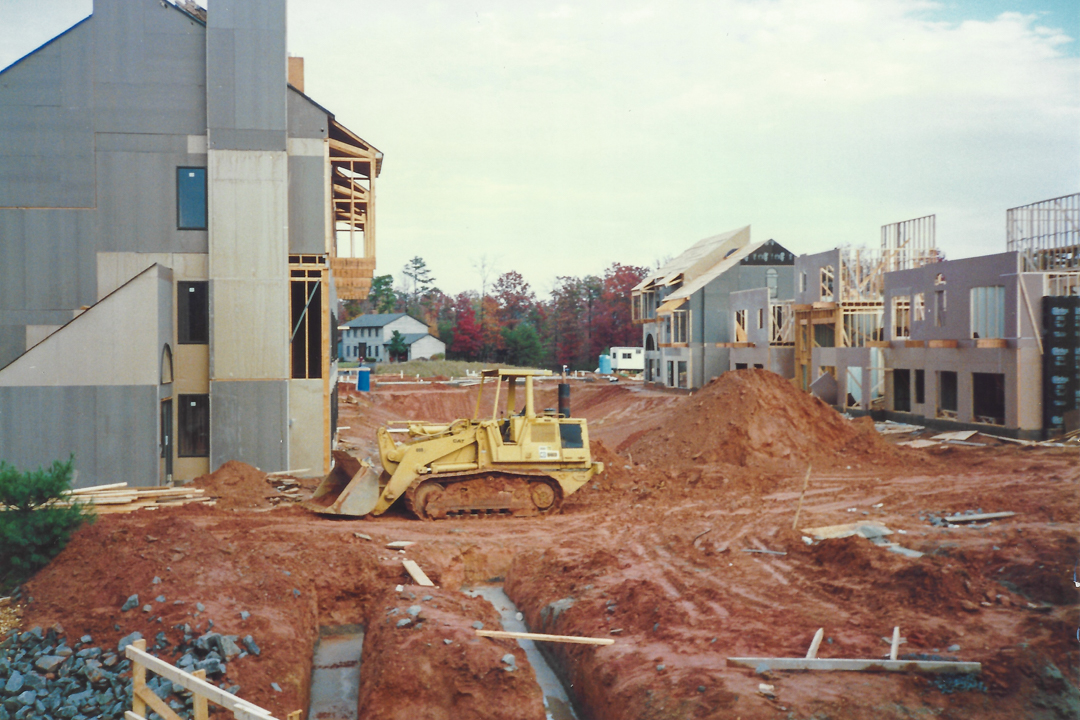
[645, 334, 656, 351]
[766, 268, 778, 299]
[161, 345, 173, 384]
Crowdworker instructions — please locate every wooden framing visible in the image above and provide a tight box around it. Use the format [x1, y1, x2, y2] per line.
[328, 119, 381, 301]
[126, 639, 300, 720]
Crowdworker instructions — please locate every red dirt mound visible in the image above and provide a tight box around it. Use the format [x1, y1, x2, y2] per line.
[191, 460, 274, 510]
[620, 369, 914, 490]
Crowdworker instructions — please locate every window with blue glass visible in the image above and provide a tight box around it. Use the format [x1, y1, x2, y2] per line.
[177, 167, 207, 229]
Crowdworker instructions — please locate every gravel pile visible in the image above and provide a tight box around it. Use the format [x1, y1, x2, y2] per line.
[0, 618, 264, 720]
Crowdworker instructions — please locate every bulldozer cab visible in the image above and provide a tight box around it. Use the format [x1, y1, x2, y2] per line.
[474, 368, 552, 445]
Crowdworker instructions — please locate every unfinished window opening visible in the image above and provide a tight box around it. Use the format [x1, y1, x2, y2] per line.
[176, 167, 207, 230]
[645, 334, 655, 351]
[820, 265, 835, 301]
[672, 309, 689, 343]
[677, 361, 688, 388]
[766, 268, 778, 299]
[915, 369, 925, 404]
[666, 361, 674, 387]
[757, 308, 764, 330]
[291, 269, 324, 379]
[160, 345, 173, 385]
[753, 363, 764, 369]
[735, 363, 748, 370]
[938, 371, 958, 418]
[970, 286, 1005, 339]
[893, 369, 911, 412]
[842, 307, 883, 347]
[813, 324, 835, 348]
[178, 394, 209, 457]
[177, 281, 208, 344]
[799, 272, 807, 294]
[972, 373, 1006, 425]
[934, 290, 947, 327]
[734, 309, 748, 342]
[892, 296, 911, 339]
[912, 293, 925, 322]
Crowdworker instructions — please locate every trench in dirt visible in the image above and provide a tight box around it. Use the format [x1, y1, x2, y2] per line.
[307, 583, 582, 720]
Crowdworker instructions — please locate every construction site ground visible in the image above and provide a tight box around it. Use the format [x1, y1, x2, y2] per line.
[11, 370, 1079, 719]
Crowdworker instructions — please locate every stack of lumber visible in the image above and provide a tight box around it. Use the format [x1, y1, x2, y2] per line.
[56, 482, 212, 514]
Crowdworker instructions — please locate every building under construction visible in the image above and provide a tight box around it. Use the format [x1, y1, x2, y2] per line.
[0, 0, 381, 487]
[640, 194, 1080, 440]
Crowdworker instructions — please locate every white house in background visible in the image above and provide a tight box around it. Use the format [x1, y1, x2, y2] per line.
[339, 313, 446, 361]
[610, 346, 644, 372]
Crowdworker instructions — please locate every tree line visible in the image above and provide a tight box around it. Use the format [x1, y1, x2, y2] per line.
[343, 256, 650, 369]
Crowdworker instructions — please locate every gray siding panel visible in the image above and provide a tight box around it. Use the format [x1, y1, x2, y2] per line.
[210, 379, 288, 471]
[0, 327, 26, 371]
[0, 210, 97, 312]
[0, 385, 158, 488]
[289, 155, 325, 253]
[288, 88, 328, 139]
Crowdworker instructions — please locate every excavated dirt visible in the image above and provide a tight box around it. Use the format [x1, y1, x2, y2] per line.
[190, 459, 278, 510]
[12, 370, 1080, 719]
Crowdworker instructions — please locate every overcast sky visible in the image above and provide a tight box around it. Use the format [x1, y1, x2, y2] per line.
[3, 1, 1078, 296]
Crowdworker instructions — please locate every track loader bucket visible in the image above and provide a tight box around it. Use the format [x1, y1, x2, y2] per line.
[306, 450, 382, 516]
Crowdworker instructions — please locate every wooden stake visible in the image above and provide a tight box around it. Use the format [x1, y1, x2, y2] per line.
[889, 626, 901, 661]
[806, 628, 824, 659]
[192, 669, 208, 720]
[476, 629, 614, 646]
[402, 559, 435, 587]
[792, 464, 812, 530]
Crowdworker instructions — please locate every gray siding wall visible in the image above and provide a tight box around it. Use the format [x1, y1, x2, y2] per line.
[794, 248, 842, 304]
[288, 87, 329, 139]
[0, 385, 159, 488]
[0, 19, 94, 208]
[210, 379, 288, 471]
[288, 155, 326, 253]
[883, 252, 1021, 343]
[206, 0, 287, 150]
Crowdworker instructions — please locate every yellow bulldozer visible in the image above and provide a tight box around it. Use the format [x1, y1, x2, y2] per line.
[307, 368, 604, 519]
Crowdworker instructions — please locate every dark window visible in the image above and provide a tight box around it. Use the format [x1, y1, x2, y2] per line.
[178, 394, 209, 457]
[559, 423, 584, 449]
[735, 363, 748, 370]
[178, 281, 209, 344]
[177, 167, 207, 230]
[754, 363, 764, 369]
[894, 369, 911, 412]
[914, 369, 925, 404]
[973, 373, 1006, 425]
[291, 277, 323, 379]
[939, 371, 958, 413]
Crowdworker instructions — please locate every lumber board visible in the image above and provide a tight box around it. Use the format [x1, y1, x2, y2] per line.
[726, 657, 981, 673]
[476, 629, 614, 646]
[931, 430, 977, 441]
[402, 559, 435, 587]
[898, 439, 939, 449]
[806, 628, 824, 659]
[125, 644, 278, 717]
[942, 511, 1015, 523]
[66, 482, 128, 495]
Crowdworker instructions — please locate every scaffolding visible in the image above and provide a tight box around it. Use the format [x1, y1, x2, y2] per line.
[1007, 193, 1080, 271]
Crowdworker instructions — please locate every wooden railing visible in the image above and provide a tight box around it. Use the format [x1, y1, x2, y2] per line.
[125, 639, 300, 720]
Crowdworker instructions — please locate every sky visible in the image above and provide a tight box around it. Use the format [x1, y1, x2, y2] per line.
[2, 1, 1078, 297]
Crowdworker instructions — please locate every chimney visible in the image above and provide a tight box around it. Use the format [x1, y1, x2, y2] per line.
[288, 56, 305, 92]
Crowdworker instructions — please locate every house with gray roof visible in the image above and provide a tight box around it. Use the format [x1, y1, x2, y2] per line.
[340, 313, 445, 362]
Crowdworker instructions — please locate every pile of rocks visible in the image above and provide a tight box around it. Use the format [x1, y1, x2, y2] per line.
[1, 618, 265, 720]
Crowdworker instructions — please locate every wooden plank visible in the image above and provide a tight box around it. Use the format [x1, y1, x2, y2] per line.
[727, 657, 981, 673]
[66, 482, 128, 495]
[131, 639, 148, 717]
[476, 629, 615, 646]
[928, 339, 958, 348]
[903, 340, 926, 348]
[125, 644, 279, 718]
[898, 439, 939, 449]
[889, 627, 901, 661]
[126, 713, 149, 720]
[942, 511, 1015, 523]
[931, 430, 977, 441]
[267, 468, 310, 477]
[192, 669, 209, 720]
[975, 338, 1008, 348]
[135, 676, 185, 720]
[402, 559, 435, 587]
[806, 628, 824, 659]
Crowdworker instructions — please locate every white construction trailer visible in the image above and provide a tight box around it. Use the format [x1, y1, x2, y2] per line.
[610, 346, 645, 372]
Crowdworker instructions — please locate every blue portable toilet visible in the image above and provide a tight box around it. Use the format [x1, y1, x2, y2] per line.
[598, 354, 612, 374]
[356, 367, 371, 392]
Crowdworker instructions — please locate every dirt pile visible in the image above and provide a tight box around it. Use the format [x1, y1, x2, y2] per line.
[191, 460, 275, 510]
[619, 370, 911, 489]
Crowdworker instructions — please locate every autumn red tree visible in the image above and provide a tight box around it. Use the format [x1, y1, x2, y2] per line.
[493, 271, 536, 330]
[448, 293, 482, 360]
